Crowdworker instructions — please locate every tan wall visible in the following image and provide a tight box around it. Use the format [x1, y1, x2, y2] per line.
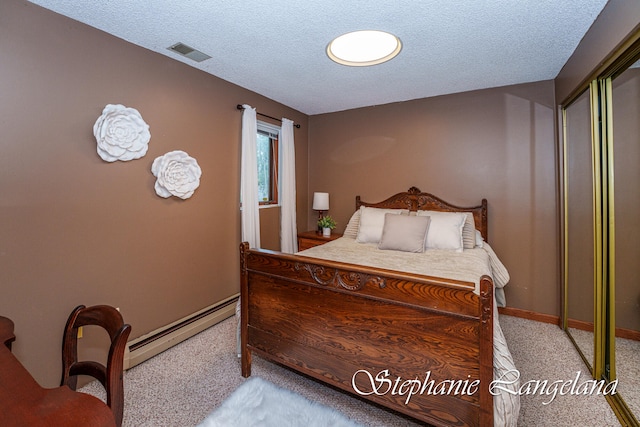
[307, 81, 559, 315]
[0, 0, 308, 387]
[259, 206, 282, 251]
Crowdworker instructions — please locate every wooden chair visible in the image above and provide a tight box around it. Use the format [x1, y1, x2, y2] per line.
[61, 305, 131, 427]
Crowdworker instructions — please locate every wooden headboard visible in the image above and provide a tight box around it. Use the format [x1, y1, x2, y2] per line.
[356, 186, 488, 241]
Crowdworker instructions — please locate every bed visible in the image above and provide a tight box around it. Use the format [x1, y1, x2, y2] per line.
[239, 187, 519, 426]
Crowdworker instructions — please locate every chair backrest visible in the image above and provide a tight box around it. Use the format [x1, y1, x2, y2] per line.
[61, 305, 131, 427]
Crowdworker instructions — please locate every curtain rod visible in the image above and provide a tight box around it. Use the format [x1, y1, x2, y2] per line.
[236, 104, 301, 128]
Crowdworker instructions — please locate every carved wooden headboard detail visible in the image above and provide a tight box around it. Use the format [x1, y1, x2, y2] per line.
[355, 186, 488, 241]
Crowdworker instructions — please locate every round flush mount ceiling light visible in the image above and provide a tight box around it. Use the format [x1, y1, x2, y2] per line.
[327, 30, 402, 67]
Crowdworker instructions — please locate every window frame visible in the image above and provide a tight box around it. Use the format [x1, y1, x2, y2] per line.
[256, 121, 280, 207]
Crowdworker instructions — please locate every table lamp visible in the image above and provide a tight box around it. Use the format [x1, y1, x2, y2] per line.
[312, 192, 329, 233]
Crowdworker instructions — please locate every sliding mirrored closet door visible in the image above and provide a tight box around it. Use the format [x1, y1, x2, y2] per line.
[562, 36, 640, 427]
[610, 60, 640, 422]
[563, 88, 596, 373]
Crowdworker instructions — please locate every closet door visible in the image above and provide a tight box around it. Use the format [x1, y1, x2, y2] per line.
[563, 88, 597, 372]
[610, 62, 640, 420]
[562, 32, 640, 427]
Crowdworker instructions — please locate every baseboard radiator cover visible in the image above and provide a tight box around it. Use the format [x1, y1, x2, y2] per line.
[123, 294, 239, 370]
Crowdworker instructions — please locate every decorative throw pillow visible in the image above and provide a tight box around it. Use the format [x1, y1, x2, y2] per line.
[378, 214, 431, 253]
[355, 206, 408, 243]
[343, 210, 361, 239]
[416, 210, 466, 251]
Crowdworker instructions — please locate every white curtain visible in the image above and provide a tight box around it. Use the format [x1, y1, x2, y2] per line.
[279, 118, 297, 253]
[240, 104, 260, 248]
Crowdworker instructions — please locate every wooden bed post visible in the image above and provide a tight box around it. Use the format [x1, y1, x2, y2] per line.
[239, 242, 251, 377]
[481, 198, 488, 241]
[479, 275, 494, 426]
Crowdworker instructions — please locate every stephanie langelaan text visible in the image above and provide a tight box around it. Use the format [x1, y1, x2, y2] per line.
[351, 369, 617, 405]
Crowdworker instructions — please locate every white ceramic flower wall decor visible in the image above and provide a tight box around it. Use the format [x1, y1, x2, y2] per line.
[151, 150, 202, 200]
[93, 104, 151, 162]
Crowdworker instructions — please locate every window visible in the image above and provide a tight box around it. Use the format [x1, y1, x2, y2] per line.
[256, 122, 279, 205]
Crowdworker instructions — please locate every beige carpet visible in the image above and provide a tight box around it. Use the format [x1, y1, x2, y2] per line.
[81, 314, 624, 426]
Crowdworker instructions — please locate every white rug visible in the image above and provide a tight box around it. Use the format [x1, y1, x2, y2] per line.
[197, 377, 363, 427]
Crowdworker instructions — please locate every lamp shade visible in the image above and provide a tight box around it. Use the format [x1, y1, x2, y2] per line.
[312, 192, 329, 211]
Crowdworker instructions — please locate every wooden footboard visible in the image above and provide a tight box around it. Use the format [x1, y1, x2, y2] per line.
[240, 242, 494, 427]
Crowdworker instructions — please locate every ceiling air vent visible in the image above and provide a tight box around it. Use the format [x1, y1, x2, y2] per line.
[168, 42, 211, 63]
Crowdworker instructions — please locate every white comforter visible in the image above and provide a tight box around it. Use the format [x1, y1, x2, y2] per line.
[298, 237, 508, 290]
[297, 237, 520, 427]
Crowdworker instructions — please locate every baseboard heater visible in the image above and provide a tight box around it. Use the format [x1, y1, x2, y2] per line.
[123, 293, 239, 370]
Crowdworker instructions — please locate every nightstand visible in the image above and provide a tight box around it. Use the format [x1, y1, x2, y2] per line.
[297, 230, 343, 251]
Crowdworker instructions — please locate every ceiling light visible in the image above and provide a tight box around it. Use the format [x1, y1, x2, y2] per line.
[327, 30, 402, 67]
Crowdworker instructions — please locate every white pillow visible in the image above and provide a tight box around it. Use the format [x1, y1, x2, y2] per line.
[416, 210, 466, 252]
[356, 206, 408, 243]
[378, 214, 431, 253]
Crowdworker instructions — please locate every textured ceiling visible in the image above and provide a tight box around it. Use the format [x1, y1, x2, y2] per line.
[28, 0, 608, 115]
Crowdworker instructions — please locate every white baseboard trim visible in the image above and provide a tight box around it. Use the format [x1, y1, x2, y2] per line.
[124, 293, 239, 370]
